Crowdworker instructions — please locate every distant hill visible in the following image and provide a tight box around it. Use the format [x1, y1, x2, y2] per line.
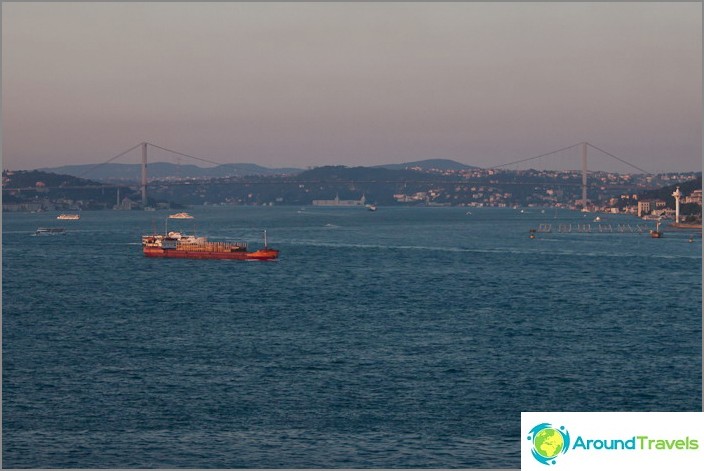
[639, 175, 702, 202]
[2, 169, 140, 209]
[277, 165, 454, 206]
[295, 165, 426, 182]
[3, 169, 104, 188]
[376, 159, 478, 171]
[36, 159, 477, 180]
[37, 162, 303, 181]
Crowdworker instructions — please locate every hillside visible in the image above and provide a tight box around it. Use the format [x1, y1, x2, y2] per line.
[636, 175, 702, 218]
[37, 162, 303, 181]
[2, 169, 140, 209]
[5, 166, 698, 212]
[295, 165, 427, 182]
[376, 159, 478, 171]
[36, 159, 476, 180]
[639, 175, 702, 202]
[3, 169, 103, 188]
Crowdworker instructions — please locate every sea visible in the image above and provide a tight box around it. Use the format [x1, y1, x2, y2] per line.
[2, 206, 702, 468]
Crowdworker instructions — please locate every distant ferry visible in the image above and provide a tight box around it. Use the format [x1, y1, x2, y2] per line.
[312, 194, 366, 206]
[57, 214, 80, 220]
[35, 227, 66, 236]
[168, 212, 194, 219]
[142, 230, 279, 261]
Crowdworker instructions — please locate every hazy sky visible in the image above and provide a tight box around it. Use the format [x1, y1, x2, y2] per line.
[2, 2, 701, 173]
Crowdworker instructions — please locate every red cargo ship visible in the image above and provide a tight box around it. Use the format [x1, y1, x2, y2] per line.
[142, 231, 279, 260]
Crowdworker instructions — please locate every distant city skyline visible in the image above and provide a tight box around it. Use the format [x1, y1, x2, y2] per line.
[2, 2, 701, 173]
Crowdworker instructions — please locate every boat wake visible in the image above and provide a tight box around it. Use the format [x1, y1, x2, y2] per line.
[285, 240, 702, 260]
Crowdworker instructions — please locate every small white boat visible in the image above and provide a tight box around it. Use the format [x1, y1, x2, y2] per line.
[57, 214, 80, 220]
[35, 227, 66, 236]
[593, 216, 602, 222]
[168, 212, 194, 219]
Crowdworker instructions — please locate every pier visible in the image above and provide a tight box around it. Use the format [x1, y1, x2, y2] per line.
[536, 223, 649, 233]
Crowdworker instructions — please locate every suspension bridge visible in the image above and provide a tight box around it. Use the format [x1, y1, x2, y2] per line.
[4, 141, 653, 208]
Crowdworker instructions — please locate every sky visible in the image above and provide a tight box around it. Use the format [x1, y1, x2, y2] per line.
[1, 2, 702, 173]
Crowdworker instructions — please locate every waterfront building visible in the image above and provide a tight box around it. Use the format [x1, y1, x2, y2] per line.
[637, 200, 652, 217]
[685, 189, 702, 205]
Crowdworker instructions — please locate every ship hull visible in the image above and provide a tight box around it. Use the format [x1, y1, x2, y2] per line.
[143, 247, 279, 260]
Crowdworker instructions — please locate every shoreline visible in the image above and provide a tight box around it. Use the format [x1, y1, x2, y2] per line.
[668, 222, 702, 230]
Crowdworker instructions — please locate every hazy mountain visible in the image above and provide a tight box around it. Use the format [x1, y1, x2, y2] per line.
[37, 162, 303, 181]
[375, 159, 479, 171]
[295, 165, 425, 182]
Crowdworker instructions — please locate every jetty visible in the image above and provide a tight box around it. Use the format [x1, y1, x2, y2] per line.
[536, 223, 648, 234]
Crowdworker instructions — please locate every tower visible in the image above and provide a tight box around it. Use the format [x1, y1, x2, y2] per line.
[581, 142, 588, 208]
[672, 186, 682, 224]
[141, 142, 148, 207]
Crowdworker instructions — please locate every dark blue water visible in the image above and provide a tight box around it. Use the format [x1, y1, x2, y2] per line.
[3, 207, 701, 468]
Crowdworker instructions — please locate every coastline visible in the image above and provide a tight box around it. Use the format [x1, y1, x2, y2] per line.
[668, 222, 702, 230]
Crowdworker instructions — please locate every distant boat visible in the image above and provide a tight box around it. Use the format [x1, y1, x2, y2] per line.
[35, 227, 66, 236]
[169, 212, 194, 219]
[650, 220, 663, 238]
[57, 213, 80, 220]
[366, 204, 377, 212]
[593, 216, 602, 222]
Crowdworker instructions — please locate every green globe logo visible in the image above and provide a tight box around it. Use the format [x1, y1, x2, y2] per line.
[534, 428, 564, 458]
[527, 423, 570, 465]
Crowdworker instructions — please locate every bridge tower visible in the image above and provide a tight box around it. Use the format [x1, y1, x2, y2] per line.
[141, 142, 148, 207]
[581, 142, 588, 208]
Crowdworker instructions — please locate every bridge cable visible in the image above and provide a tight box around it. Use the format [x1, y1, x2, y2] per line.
[146, 142, 226, 167]
[490, 143, 582, 169]
[586, 143, 652, 175]
[76, 142, 144, 178]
